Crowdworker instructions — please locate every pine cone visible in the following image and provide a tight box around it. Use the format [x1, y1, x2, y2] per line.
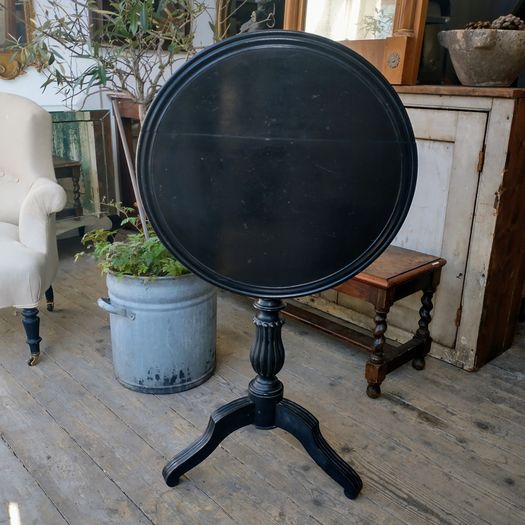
[491, 14, 525, 30]
[465, 20, 491, 29]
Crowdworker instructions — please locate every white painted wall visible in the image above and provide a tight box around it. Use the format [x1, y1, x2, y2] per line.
[0, 0, 216, 111]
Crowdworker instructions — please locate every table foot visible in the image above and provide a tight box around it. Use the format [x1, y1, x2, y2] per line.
[366, 383, 381, 399]
[163, 397, 255, 486]
[276, 399, 362, 499]
[412, 356, 426, 370]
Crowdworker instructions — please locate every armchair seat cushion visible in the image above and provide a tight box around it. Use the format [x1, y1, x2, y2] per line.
[0, 222, 47, 309]
[0, 222, 19, 241]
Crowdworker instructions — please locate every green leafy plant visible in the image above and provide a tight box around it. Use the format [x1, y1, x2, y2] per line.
[20, 0, 207, 116]
[76, 204, 189, 278]
[361, 8, 393, 39]
[22, 0, 246, 265]
[18, 0, 211, 237]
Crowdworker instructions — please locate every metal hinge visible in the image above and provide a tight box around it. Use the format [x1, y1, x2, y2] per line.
[455, 306, 462, 327]
[477, 145, 486, 173]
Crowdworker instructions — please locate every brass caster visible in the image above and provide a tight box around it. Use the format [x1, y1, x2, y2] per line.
[366, 383, 381, 399]
[412, 356, 425, 371]
[27, 353, 41, 366]
[46, 301, 54, 312]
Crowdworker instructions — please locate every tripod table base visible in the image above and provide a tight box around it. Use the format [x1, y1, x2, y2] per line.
[163, 396, 362, 499]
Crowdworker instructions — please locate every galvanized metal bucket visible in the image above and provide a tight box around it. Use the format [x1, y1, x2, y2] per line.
[98, 272, 216, 394]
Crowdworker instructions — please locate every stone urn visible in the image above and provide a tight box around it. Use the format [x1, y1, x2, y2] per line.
[438, 29, 525, 87]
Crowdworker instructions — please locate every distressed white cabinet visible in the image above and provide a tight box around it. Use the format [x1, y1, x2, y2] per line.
[300, 86, 525, 370]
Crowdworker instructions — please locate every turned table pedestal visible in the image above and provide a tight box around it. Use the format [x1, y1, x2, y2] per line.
[137, 31, 418, 499]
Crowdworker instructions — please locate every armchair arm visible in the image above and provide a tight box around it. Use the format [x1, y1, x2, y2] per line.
[19, 178, 67, 254]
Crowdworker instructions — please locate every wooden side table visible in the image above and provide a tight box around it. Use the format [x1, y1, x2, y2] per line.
[53, 156, 82, 220]
[285, 246, 446, 398]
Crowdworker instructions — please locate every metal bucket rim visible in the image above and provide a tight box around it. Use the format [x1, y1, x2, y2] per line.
[106, 271, 195, 283]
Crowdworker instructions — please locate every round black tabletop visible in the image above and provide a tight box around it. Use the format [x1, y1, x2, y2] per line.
[138, 30, 417, 298]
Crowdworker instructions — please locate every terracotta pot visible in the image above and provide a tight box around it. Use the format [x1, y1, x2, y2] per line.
[438, 29, 525, 87]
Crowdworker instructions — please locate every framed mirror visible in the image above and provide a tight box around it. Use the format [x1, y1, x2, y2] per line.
[0, 0, 33, 79]
[303, 0, 397, 41]
[283, 0, 429, 84]
[216, 1, 287, 39]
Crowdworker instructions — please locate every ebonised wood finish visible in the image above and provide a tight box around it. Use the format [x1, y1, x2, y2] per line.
[163, 299, 363, 499]
[45, 286, 54, 312]
[22, 308, 41, 366]
[138, 30, 417, 499]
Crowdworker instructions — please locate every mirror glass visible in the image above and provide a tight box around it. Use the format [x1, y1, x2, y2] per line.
[217, 0, 286, 39]
[0, 0, 30, 49]
[305, 0, 396, 41]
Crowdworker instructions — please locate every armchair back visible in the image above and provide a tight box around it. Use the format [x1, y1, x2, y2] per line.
[0, 93, 56, 225]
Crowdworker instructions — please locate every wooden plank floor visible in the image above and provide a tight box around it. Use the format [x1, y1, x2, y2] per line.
[1, 237, 524, 525]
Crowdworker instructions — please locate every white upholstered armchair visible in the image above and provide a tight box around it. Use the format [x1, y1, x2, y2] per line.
[0, 93, 67, 365]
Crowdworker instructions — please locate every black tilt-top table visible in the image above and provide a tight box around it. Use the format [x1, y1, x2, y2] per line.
[138, 30, 417, 499]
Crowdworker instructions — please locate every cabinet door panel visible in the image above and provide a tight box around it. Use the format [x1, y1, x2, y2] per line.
[392, 139, 453, 255]
[391, 109, 487, 351]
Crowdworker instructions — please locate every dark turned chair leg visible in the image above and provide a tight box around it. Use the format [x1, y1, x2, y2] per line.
[21, 308, 42, 366]
[45, 286, 54, 312]
[412, 288, 435, 371]
[365, 308, 389, 398]
[163, 298, 363, 499]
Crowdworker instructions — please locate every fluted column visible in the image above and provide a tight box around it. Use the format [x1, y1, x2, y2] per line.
[248, 298, 286, 428]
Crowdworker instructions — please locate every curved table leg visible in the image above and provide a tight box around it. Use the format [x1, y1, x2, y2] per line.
[275, 399, 362, 499]
[163, 397, 255, 486]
